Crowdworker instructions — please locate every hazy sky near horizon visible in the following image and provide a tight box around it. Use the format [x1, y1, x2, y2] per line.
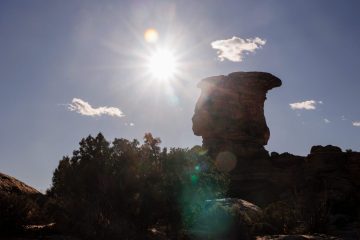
[1, 0, 359, 191]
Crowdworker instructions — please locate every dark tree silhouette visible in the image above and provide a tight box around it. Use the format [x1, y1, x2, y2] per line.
[47, 133, 229, 239]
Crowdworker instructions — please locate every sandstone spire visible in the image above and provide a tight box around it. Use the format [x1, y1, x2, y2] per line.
[192, 72, 282, 171]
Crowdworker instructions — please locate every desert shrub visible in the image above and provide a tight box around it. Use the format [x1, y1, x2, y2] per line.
[262, 188, 331, 235]
[262, 200, 298, 234]
[297, 190, 331, 233]
[0, 192, 40, 234]
[47, 133, 229, 239]
[190, 198, 264, 240]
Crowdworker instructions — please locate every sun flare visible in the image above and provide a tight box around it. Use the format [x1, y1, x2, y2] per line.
[144, 28, 159, 43]
[147, 49, 177, 81]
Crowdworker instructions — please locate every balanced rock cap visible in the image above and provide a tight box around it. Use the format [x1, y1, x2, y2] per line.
[193, 71, 282, 146]
[198, 72, 282, 92]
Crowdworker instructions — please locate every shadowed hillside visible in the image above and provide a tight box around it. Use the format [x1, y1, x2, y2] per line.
[0, 172, 46, 236]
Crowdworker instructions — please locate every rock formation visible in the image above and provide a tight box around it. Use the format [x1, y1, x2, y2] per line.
[0, 172, 39, 195]
[193, 71, 282, 163]
[0, 172, 43, 234]
[192, 72, 283, 201]
[192, 72, 360, 238]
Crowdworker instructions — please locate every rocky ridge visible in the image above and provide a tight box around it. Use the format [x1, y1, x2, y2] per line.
[0, 172, 40, 195]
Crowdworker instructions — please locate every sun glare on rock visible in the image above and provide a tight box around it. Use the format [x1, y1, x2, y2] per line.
[147, 49, 177, 81]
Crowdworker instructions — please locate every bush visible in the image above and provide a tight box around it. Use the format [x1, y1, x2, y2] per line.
[262, 200, 298, 234]
[262, 189, 331, 235]
[0, 192, 40, 234]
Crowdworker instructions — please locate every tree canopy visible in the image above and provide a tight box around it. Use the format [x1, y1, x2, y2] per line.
[47, 133, 229, 239]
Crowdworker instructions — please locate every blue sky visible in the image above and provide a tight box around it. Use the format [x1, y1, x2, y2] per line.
[1, 0, 359, 191]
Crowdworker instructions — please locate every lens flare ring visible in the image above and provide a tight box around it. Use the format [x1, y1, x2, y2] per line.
[144, 28, 159, 43]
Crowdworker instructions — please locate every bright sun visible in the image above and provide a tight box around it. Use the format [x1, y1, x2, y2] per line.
[147, 49, 177, 81]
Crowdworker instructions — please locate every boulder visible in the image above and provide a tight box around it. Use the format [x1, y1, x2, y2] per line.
[191, 198, 263, 239]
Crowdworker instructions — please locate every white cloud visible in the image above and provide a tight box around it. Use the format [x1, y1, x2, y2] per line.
[353, 121, 360, 127]
[318, 101, 323, 104]
[324, 118, 330, 124]
[289, 100, 317, 110]
[68, 98, 124, 118]
[211, 36, 266, 62]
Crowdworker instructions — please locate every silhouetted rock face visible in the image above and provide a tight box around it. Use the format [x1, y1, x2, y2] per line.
[192, 72, 360, 237]
[192, 72, 282, 161]
[303, 146, 360, 206]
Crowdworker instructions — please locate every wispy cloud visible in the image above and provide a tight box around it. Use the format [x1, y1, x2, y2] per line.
[68, 98, 124, 118]
[289, 100, 318, 110]
[324, 118, 330, 124]
[211, 36, 266, 62]
[353, 121, 360, 127]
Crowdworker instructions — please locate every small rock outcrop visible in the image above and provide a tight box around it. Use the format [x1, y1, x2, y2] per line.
[0, 172, 43, 234]
[0, 172, 39, 195]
